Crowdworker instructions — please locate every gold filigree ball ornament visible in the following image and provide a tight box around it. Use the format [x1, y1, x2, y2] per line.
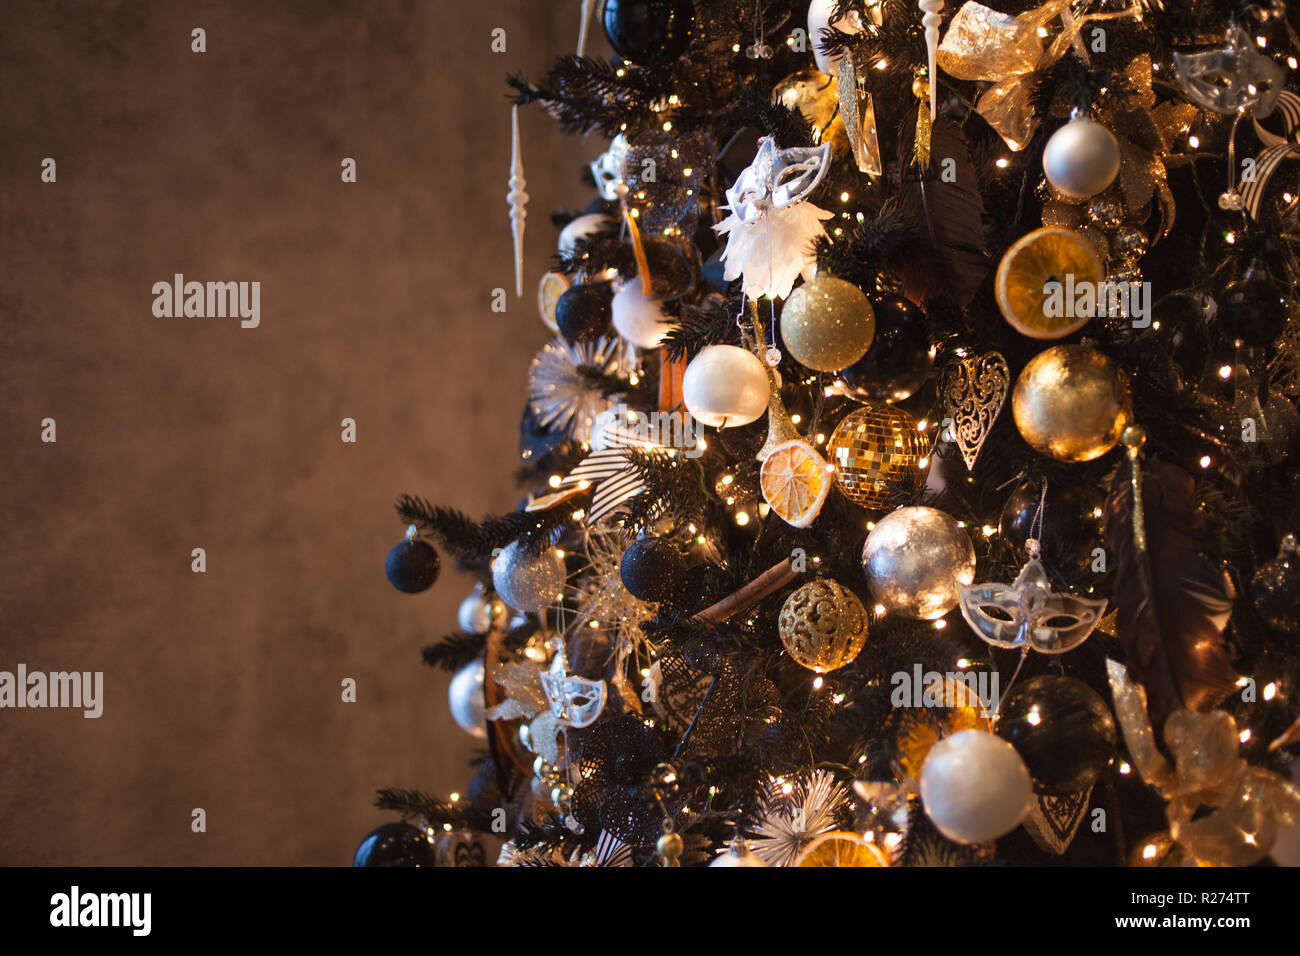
[778, 579, 869, 673]
[826, 404, 927, 509]
[862, 506, 976, 620]
[781, 276, 876, 372]
[1011, 345, 1132, 462]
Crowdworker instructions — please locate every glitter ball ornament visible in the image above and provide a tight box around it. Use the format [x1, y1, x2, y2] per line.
[353, 822, 436, 867]
[1011, 345, 1132, 462]
[682, 344, 770, 427]
[492, 540, 566, 612]
[780, 276, 875, 372]
[1042, 117, 1121, 201]
[619, 535, 686, 603]
[778, 579, 870, 673]
[555, 282, 613, 343]
[862, 506, 976, 620]
[826, 404, 926, 509]
[919, 730, 1034, 844]
[448, 658, 488, 739]
[1252, 533, 1300, 635]
[385, 528, 440, 594]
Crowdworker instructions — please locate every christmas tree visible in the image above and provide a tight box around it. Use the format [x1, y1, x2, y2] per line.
[360, 0, 1300, 868]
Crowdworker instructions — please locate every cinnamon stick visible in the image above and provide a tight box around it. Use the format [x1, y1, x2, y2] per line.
[693, 557, 798, 624]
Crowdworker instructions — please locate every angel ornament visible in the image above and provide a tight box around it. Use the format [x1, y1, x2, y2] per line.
[713, 136, 833, 299]
[959, 538, 1107, 655]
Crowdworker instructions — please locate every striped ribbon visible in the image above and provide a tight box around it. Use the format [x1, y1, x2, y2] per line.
[1241, 90, 1300, 220]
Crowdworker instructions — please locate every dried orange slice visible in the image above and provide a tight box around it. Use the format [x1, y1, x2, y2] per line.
[796, 831, 890, 867]
[995, 227, 1104, 340]
[760, 439, 830, 528]
[538, 271, 570, 333]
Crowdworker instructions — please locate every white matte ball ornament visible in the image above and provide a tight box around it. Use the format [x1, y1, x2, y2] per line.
[612, 282, 675, 349]
[1042, 117, 1121, 201]
[919, 729, 1034, 844]
[807, 0, 864, 74]
[492, 540, 566, 612]
[448, 659, 488, 739]
[682, 345, 771, 428]
[558, 213, 609, 258]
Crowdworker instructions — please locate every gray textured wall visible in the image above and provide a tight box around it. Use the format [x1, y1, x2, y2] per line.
[0, 0, 599, 864]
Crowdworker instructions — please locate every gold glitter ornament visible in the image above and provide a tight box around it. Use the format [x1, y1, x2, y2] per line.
[1011, 345, 1132, 462]
[781, 276, 875, 372]
[778, 579, 869, 673]
[826, 404, 926, 509]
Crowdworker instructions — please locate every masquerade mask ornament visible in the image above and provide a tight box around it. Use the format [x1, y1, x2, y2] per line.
[590, 133, 630, 202]
[713, 137, 833, 299]
[959, 539, 1107, 654]
[1173, 25, 1285, 117]
[539, 636, 606, 728]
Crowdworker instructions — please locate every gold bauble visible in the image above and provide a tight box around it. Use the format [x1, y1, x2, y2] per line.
[773, 69, 846, 152]
[826, 404, 926, 509]
[782, 276, 876, 372]
[1011, 345, 1131, 462]
[778, 579, 869, 672]
[1129, 831, 1200, 867]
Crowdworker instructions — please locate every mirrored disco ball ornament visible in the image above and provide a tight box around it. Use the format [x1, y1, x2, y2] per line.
[826, 405, 927, 509]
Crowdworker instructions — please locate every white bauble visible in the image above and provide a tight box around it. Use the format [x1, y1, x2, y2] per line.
[492, 540, 567, 612]
[457, 589, 498, 635]
[611, 282, 674, 349]
[709, 838, 769, 867]
[1042, 118, 1121, 201]
[682, 345, 770, 428]
[807, 0, 864, 74]
[448, 659, 488, 739]
[558, 213, 609, 258]
[919, 730, 1033, 844]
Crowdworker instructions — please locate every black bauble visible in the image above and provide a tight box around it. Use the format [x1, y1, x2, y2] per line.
[833, 295, 933, 403]
[1215, 276, 1288, 348]
[555, 282, 613, 343]
[353, 821, 437, 867]
[641, 236, 699, 300]
[619, 536, 686, 602]
[996, 675, 1116, 794]
[602, 0, 694, 65]
[1251, 535, 1300, 636]
[385, 536, 440, 594]
[1152, 293, 1211, 381]
[999, 478, 1105, 581]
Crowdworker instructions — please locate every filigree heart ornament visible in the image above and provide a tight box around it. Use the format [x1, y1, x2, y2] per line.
[942, 351, 1009, 471]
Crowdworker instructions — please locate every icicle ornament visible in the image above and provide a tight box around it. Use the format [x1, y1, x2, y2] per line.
[507, 104, 528, 297]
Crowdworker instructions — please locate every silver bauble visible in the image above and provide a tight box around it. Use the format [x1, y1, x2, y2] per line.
[862, 506, 976, 620]
[1042, 118, 1121, 201]
[457, 589, 498, 635]
[709, 837, 770, 867]
[492, 540, 566, 612]
[681, 344, 770, 428]
[448, 659, 488, 739]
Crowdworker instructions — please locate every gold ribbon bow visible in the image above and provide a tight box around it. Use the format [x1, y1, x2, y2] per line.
[937, 0, 1144, 151]
[1108, 659, 1300, 866]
